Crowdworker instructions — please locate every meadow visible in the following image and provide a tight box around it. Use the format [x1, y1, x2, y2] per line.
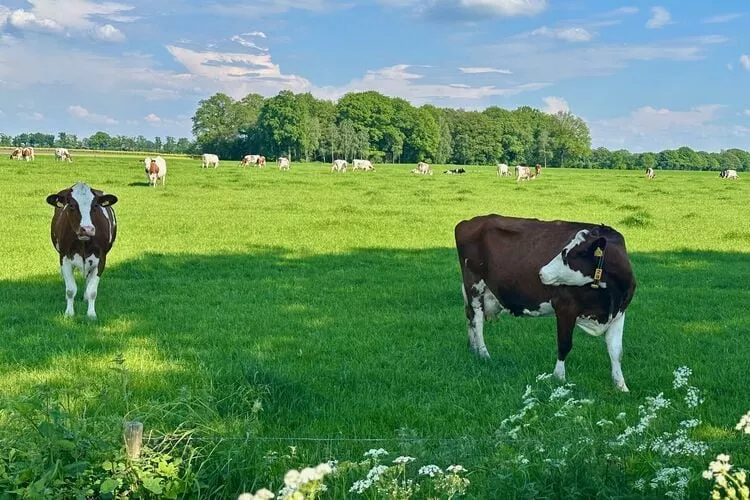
[0, 155, 749, 498]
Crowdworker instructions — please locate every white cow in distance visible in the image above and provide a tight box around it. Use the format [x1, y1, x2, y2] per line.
[497, 163, 510, 176]
[332, 159, 347, 172]
[352, 159, 374, 171]
[144, 156, 167, 187]
[202, 153, 220, 168]
[278, 157, 290, 170]
[55, 148, 73, 162]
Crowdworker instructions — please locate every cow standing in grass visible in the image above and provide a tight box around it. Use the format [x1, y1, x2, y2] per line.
[497, 163, 510, 176]
[202, 153, 220, 168]
[720, 169, 738, 179]
[332, 159, 347, 172]
[9, 147, 22, 160]
[22, 147, 34, 161]
[278, 157, 290, 170]
[55, 148, 73, 162]
[455, 214, 636, 392]
[46, 182, 118, 319]
[646, 168, 655, 179]
[144, 156, 167, 187]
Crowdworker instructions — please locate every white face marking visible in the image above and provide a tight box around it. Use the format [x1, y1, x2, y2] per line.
[522, 301, 555, 317]
[71, 182, 95, 229]
[539, 230, 595, 287]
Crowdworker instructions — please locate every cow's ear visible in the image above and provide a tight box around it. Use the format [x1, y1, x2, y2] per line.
[98, 194, 118, 207]
[590, 237, 607, 257]
[46, 194, 64, 208]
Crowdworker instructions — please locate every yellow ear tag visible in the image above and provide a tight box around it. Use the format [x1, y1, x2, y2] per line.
[594, 247, 604, 257]
[594, 269, 603, 280]
[56, 201, 65, 208]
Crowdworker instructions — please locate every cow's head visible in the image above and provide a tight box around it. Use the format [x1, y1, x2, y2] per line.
[46, 182, 118, 241]
[539, 229, 608, 287]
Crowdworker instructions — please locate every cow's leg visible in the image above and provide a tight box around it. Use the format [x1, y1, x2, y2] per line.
[83, 257, 101, 319]
[60, 257, 77, 317]
[465, 281, 490, 359]
[605, 313, 629, 392]
[553, 311, 576, 380]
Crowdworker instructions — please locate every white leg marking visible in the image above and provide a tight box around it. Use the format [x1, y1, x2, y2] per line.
[553, 359, 566, 380]
[605, 312, 628, 392]
[83, 256, 100, 319]
[470, 281, 490, 359]
[60, 257, 77, 317]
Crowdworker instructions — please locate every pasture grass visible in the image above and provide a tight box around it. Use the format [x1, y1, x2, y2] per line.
[0, 156, 749, 498]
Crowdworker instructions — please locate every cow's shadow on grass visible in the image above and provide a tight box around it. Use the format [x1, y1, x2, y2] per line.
[1, 248, 749, 471]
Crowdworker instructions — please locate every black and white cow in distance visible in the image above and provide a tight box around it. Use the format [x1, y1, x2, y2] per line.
[720, 169, 738, 179]
[46, 182, 118, 319]
[455, 214, 636, 392]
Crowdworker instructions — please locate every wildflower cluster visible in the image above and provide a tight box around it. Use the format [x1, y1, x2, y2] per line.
[703, 454, 749, 500]
[736, 411, 750, 435]
[239, 462, 333, 500]
[346, 449, 469, 499]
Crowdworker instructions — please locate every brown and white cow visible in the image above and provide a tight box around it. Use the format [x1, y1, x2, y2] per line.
[455, 214, 636, 391]
[22, 147, 35, 161]
[278, 157, 290, 170]
[46, 182, 118, 319]
[9, 147, 23, 160]
[646, 167, 655, 179]
[256, 155, 266, 167]
[535, 164, 542, 177]
[55, 148, 73, 162]
[516, 165, 533, 181]
[144, 156, 167, 187]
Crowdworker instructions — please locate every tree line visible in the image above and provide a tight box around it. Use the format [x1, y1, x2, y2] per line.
[0, 132, 195, 154]
[3, 89, 748, 171]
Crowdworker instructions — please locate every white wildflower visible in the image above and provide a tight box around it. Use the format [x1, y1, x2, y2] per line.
[536, 372, 553, 381]
[616, 412, 627, 420]
[447, 465, 466, 473]
[735, 411, 750, 434]
[392, 456, 415, 465]
[680, 419, 700, 429]
[673, 366, 692, 389]
[316, 463, 333, 476]
[684, 386, 704, 408]
[298, 467, 319, 483]
[418, 465, 443, 477]
[364, 448, 388, 459]
[522, 385, 533, 399]
[634, 478, 646, 491]
[254, 489, 275, 500]
[283, 470, 300, 488]
[549, 386, 571, 400]
[596, 419, 614, 427]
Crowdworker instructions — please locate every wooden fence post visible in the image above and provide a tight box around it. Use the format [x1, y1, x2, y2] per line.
[123, 421, 144, 459]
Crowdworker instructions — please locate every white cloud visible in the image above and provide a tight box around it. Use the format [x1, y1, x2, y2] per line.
[231, 34, 268, 51]
[727, 63, 733, 71]
[93, 24, 125, 42]
[743, 109, 750, 117]
[144, 113, 161, 123]
[646, 6, 672, 29]
[542, 96, 569, 114]
[459, 66, 512, 74]
[740, 54, 750, 70]
[6, 9, 63, 32]
[242, 31, 267, 38]
[702, 13, 743, 24]
[531, 26, 593, 42]
[68, 104, 118, 124]
[210, 0, 336, 17]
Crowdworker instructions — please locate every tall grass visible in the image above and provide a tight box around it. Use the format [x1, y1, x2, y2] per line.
[0, 156, 748, 497]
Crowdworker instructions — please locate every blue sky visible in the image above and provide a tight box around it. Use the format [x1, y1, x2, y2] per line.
[0, 0, 748, 152]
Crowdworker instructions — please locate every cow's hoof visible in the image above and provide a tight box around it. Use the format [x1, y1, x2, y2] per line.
[64, 310, 74, 318]
[477, 349, 491, 360]
[86, 312, 97, 320]
[615, 380, 629, 393]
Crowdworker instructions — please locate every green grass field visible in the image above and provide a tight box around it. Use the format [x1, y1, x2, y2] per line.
[0, 156, 749, 498]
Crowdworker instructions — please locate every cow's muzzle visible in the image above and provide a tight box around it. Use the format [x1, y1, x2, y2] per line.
[77, 225, 96, 240]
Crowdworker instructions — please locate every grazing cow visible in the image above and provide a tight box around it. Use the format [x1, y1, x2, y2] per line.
[415, 161, 433, 175]
[240, 154, 259, 167]
[55, 148, 73, 162]
[444, 168, 466, 175]
[46, 182, 118, 319]
[256, 155, 266, 168]
[535, 164, 542, 177]
[332, 159, 348, 173]
[144, 156, 167, 187]
[720, 169, 738, 179]
[455, 214, 636, 392]
[22, 147, 35, 161]
[497, 163, 510, 177]
[202, 153, 220, 168]
[352, 159, 375, 171]
[646, 167, 655, 179]
[9, 147, 23, 160]
[516, 165, 534, 181]
[278, 157, 290, 170]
